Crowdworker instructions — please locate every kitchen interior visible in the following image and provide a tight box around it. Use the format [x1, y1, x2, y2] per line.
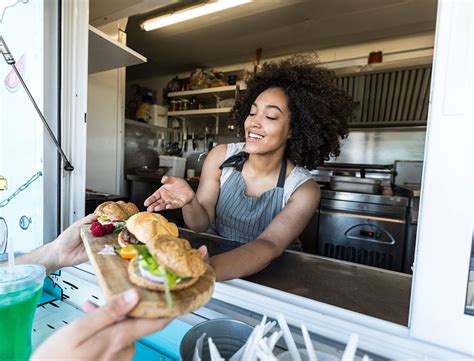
[84, 0, 437, 330]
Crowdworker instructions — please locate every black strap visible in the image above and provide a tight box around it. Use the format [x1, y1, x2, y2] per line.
[220, 150, 287, 187]
[276, 159, 287, 188]
[219, 151, 249, 172]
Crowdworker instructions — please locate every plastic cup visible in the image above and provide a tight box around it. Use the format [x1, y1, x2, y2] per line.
[0, 264, 45, 360]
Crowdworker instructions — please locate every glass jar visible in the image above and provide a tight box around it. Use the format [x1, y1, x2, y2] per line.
[169, 100, 178, 112]
[190, 97, 198, 110]
[181, 99, 190, 111]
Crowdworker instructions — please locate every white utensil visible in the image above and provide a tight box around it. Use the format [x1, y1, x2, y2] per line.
[341, 333, 359, 361]
[301, 324, 318, 361]
[229, 318, 276, 361]
[277, 313, 302, 361]
[268, 330, 283, 351]
[208, 337, 224, 361]
[192, 332, 206, 361]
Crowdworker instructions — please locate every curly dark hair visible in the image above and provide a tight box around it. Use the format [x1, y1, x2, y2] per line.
[231, 55, 353, 169]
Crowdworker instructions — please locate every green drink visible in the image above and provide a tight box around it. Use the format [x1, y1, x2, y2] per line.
[0, 264, 45, 361]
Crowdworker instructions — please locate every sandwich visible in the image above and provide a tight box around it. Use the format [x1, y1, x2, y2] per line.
[121, 213, 206, 307]
[117, 212, 179, 248]
[129, 235, 206, 291]
[95, 200, 139, 226]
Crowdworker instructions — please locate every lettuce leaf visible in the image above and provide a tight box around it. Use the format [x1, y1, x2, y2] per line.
[133, 245, 181, 308]
[113, 221, 126, 234]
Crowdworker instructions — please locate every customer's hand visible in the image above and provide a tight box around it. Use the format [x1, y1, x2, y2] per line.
[144, 175, 195, 212]
[50, 213, 97, 269]
[31, 288, 172, 361]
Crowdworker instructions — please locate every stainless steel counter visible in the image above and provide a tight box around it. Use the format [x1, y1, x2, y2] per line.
[180, 229, 412, 326]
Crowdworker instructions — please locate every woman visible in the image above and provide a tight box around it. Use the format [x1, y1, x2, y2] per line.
[145, 55, 353, 281]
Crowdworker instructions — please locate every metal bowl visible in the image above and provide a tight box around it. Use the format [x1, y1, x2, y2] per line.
[180, 318, 253, 361]
[129, 165, 169, 177]
[277, 349, 340, 361]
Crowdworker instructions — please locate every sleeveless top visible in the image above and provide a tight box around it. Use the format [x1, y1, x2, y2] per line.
[210, 143, 313, 251]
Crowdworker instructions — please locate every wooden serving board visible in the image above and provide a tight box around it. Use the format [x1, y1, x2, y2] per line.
[80, 225, 215, 318]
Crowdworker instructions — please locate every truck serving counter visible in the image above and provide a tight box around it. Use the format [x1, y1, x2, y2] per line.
[31, 230, 463, 360]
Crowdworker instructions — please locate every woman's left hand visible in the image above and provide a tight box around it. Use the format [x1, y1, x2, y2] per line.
[31, 289, 172, 361]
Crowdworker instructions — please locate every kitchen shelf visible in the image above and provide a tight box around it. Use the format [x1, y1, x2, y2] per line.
[88, 25, 147, 74]
[168, 107, 232, 118]
[167, 86, 237, 136]
[168, 85, 237, 98]
[333, 56, 433, 77]
[125, 118, 169, 131]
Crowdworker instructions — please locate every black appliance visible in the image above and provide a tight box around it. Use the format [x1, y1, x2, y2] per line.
[125, 166, 169, 211]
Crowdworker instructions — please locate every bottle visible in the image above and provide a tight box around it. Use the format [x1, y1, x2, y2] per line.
[169, 100, 177, 112]
[181, 99, 190, 111]
[190, 97, 198, 110]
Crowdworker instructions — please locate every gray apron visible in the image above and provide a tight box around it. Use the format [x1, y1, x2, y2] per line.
[211, 152, 302, 251]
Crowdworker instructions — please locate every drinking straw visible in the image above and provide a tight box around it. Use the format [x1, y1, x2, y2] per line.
[7, 236, 15, 274]
[258, 337, 277, 358]
[263, 320, 276, 335]
[341, 333, 359, 361]
[268, 330, 283, 351]
[256, 339, 278, 361]
[231, 317, 275, 361]
[208, 337, 224, 361]
[301, 324, 318, 361]
[245, 323, 264, 360]
[277, 313, 301, 361]
[192, 332, 206, 361]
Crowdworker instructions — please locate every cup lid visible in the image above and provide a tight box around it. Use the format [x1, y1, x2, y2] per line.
[0, 264, 45, 294]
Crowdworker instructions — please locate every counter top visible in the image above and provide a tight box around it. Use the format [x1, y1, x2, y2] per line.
[180, 229, 412, 326]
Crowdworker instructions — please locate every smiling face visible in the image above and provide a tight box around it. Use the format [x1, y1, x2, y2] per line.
[244, 87, 292, 156]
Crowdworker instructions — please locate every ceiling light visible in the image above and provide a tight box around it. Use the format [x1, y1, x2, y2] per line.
[141, 0, 252, 31]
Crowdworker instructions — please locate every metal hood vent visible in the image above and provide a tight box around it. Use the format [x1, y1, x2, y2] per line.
[335, 62, 432, 127]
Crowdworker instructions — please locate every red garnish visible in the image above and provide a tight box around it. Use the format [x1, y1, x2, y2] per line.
[90, 221, 115, 237]
[103, 224, 114, 234]
[90, 222, 106, 237]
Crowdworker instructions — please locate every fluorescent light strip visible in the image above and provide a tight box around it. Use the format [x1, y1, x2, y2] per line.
[141, 0, 252, 31]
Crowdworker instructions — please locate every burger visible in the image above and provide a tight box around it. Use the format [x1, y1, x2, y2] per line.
[117, 212, 179, 248]
[90, 201, 139, 237]
[121, 213, 206, 307]
[94, 201, 139, 228]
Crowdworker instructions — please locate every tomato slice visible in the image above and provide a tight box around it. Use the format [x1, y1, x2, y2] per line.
[119, 246, 137, 259]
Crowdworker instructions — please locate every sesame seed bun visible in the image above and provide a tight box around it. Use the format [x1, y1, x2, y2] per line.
[147, 235, 206, 278]
[94, 201, 139, 221]
[125, 212, 179, 244]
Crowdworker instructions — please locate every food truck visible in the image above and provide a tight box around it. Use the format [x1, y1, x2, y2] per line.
[0, 0, 472, 359]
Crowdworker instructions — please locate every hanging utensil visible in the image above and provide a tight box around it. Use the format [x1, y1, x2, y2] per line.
[254, 47, 262, 73]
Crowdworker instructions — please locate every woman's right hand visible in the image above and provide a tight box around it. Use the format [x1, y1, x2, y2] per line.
[144, 175, 195, 212]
